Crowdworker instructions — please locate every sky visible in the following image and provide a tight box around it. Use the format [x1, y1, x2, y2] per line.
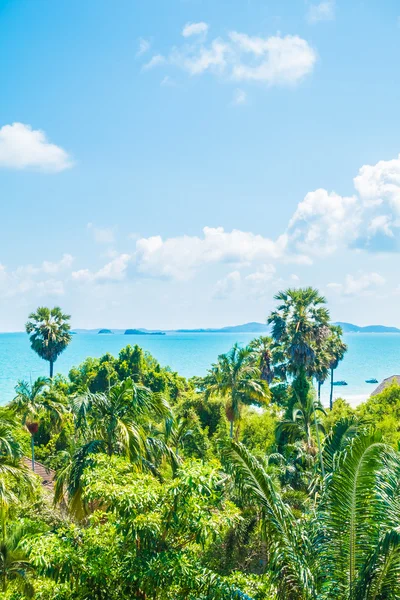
[1, 0, 400, 330]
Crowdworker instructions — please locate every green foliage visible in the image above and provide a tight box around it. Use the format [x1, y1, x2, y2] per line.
[357, 383, 400, 447]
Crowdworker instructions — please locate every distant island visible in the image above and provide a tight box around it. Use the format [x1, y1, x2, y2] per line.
[335, 322, 400, 334]
[69, 321, 400, 335]
[124, 329, 165, 336]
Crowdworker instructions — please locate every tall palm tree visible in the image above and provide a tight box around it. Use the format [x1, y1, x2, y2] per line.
[326, 325, 348, 410]
[223, 432, 400, 600]
[267, 287, 331, 379]
[204, 344, 269, 438]
[248, 336, 276, 384]
[25, 306, 72, 378]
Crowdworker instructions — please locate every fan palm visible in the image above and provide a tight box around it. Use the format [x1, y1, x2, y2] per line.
[268, 287, 330, 377]
[248, 336, 277, 384]
[204, 344, 269, 438]
[25, 306, 72, 378]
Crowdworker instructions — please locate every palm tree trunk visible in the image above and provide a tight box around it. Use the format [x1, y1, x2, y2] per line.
[50, 360, 54, 379]
[318, 381, 321, 402]
[329, 367, 334, 410]
[230, 420, 234, 439]
[31, 434, 35, 472]
[312, 404, 325, 480]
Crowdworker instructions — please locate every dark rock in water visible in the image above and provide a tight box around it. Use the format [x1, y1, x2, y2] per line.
[333, 380, 348, 386]
[98, 329, 113, 334]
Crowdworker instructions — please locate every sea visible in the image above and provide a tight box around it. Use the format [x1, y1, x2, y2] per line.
[1, 331, 399, 406]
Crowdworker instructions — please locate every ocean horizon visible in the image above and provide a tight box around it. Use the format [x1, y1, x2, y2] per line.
[1, 331, 400, 406]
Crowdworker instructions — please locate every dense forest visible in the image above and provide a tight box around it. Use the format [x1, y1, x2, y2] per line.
[1, 290, 400, 599]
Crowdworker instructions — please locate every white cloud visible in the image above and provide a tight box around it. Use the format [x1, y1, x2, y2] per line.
[287, 188, 361, 256]
[245, 263, 275, 282]
[0, 254, 74, 299]
[147, 29, 316, 86]
[134, 227, 286, 280]
[142, 54, 166, 71]
[72, 254, 131, 284]
[327, 272, 385, 296]
[182, 22, 209, 38]
[232, 88, 247, 105]
[87, 223, 115, 244]
[229, 33, 317, 85]
[136, 38, 151, 57]
[307, 1, 335, 24]
[171, 39, 229, 75]
[354, 154, 400, 213]
[0, 123, 72, 172]
[214, 271, 241, 299]
[160, 75, 176, 87]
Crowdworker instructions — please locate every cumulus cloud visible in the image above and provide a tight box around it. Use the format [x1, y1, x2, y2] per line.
[307, 1, 335, 24]
[0, 123, 72, 172]
[146, 28, 316, 86]
[327, 272, 385, 296]
[182, 22, 209, 38]
[72, 254, 131, 284]
[214, 271, 241, 299]
[0, 254, 75, 299]
[287, 189, 360, 256]
[228, 33, 317, 85]
[134, 227, 286, 280]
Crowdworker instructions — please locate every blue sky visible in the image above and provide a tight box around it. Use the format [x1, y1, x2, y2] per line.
[1, 0, 400, 330]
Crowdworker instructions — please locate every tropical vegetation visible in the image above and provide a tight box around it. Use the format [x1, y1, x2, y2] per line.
[1, 290, 399, 599]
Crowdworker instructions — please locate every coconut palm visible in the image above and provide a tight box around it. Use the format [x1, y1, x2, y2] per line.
[223, 431, 400, 600]
[204, 344, 269, 438]
[25, 306, 72, 378]
[326, 325, 348, 410]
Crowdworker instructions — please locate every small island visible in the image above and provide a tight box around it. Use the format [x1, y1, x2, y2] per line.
[124, 329, 165, 335]
[98, 329, 113, 334]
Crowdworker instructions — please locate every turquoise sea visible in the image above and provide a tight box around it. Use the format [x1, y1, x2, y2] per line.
[0, 332, 400, 406]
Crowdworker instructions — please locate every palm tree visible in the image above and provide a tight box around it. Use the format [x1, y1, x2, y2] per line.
[326, 325, 348, 410]
[267, 287, 331, 380]
[248, 336, 277, 384]
[25, 306, 72, 378]
[71, 378, 170, 458]
[11, 378, 65, 471]
[223, 432, 400, 600]
[55, 379, 170, 517]
[204, 344, 269, 438]
[276, 392, 326, 453]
